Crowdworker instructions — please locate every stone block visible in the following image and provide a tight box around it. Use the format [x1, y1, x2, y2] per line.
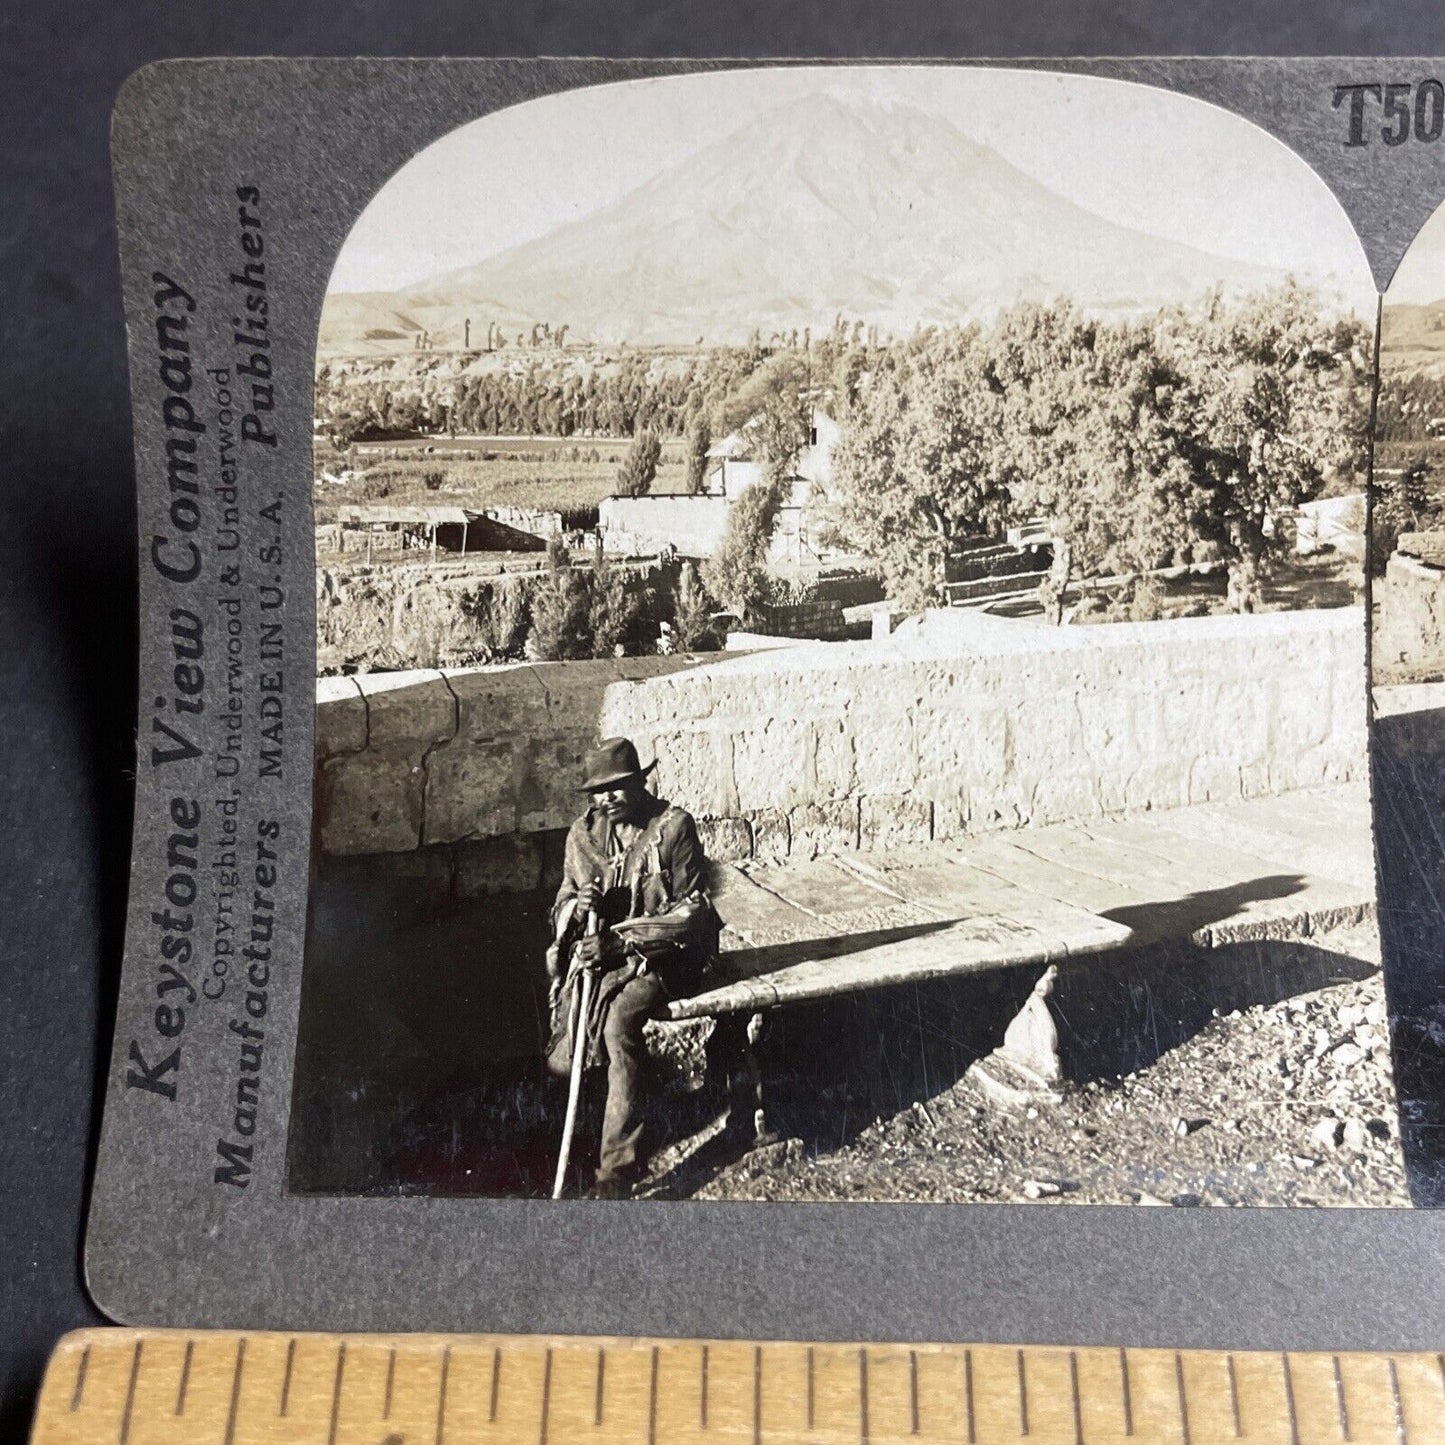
[318, 752, 423, 856]
[807, 717, 857, 800]
[850, 705, 919, 795]
[454, 835, 543, 897]
[788, 800, 858, 860]
[697, 816, 751, 864]
[315, 677, 368, 758]
[356, 670, 458, 750]
[423, 737, 530, 844]
[391, 845, 455, 897]
[732, 716, 810, 812]
[859, 793, 932, 850]
[644, 727, 737, 819]
[749, 810, 791, 864]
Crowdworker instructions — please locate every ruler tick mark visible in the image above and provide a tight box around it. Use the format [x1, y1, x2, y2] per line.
[1333, 1354, 1351, 1441]
[1389, 1357, 1407, 1444]
[1069, 1351, 1083, 1445]
[489, 1345, 501, 1422]
[1226, 1354, 1241, 1438]
[807, 1346, 814, 1432]
[595, 1346, 606, 1426]
[910, 1349, 920, 1435]
[175, 1341, 193, 1416]
[280, 1337, 297, 1416]
[117, 1339, 142, 1445]
[1282, 1353, 1301, 1445]
[753, 1345, 763, 1445]
[1175, 1353, 1191, 1445]
[964, 1349, 976, 1445]
[69, 1344, 89, 1412]
[649, 1345, 660, 1445]
[1119, 1348, 1134, 1437]
[700, 1344, 709, 1430]
[1018, 1349, 1030, 1436]
[327, 1342, 346, 1445]
[435, 1344, 451, 1445]
[538, 1347, 552, 1445]
[222, 1338, 246, 1445]
[859, 1348, 871, 1445]
[384, 1347, 396, 1420]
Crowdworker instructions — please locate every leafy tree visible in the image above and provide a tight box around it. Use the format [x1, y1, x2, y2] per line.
[586, 544, 639, 658]
[1170, 284, 1372, 610]
[528, 539, 590, 660]
[671, 561, 719, 650]
[987, 304, 1200, 622]
[830, 332, 1010, 608]
[713, 350, 814, 467]
[685, 415, 711, 495]
[616, 427, 661, 497]
[705, 470, 788, 626]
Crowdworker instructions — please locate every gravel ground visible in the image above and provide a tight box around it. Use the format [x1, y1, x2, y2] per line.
[680, 928, 1408, 1207]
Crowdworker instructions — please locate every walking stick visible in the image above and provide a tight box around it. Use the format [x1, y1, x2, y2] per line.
[552, 910, 598, 1199]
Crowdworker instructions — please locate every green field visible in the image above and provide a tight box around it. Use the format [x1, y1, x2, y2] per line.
[314, 440, 689, 523]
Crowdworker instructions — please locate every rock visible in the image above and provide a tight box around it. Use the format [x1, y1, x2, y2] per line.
[1367, 1118, 1393, 1141]
[1022, 1179, 1063, 1199]
[1338, 1003, 1366, 1030]
[1365, 1000, 1388, 1027]
[1136, 1191, 1170, 1206]
[1331, 1043, 1367, 1069]
[1341, 1118, 1371, 1153]
[1310, 1118, 1344, 1151]
[1173, 1117, 1207, 1137]
[1292, 1156, 1319, 1170]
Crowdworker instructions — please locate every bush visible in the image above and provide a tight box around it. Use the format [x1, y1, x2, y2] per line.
[421, 467, 446, 492]
[528, 540, 591, 661]
[1127, 575, 1167, 623]
[467, 578, 531, 660]
[586, 547, 639, 658]
[672, 562, 719, 651]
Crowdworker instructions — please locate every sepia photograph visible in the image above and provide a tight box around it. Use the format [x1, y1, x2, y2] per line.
[289, 66, 1401, 1206]
[1369, 198, 1445, 1202]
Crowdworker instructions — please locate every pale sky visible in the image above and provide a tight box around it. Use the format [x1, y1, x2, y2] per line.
[1386, 199, 1445, 304]
[328, 65, 1372, 303]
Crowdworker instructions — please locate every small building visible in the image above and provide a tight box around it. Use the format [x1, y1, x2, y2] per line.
[704, 407, 840, 505]
[1294, 493, 1365, 558]
[337, 505, 548, 560]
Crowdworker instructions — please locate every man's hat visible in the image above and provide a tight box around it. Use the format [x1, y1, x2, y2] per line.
[579, 737, 657, 792]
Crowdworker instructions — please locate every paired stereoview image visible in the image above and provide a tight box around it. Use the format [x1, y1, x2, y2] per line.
[291, 66, 1442, 1207]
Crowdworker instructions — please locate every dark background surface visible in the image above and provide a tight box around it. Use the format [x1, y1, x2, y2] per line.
[8, 2, 1445, 1436]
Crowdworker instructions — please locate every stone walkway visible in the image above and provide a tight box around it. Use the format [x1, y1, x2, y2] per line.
[670, 783, 1374, 1019]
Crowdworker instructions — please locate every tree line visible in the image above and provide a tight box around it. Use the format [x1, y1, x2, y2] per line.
[316, 340, 861, 450]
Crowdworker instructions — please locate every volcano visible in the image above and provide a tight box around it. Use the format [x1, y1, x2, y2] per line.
[321, 93, 1285, 354]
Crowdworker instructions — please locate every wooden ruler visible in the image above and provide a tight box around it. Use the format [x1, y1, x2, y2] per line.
[28, 1329, 1445, 1444]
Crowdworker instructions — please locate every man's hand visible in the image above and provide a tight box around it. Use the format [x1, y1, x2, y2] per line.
[574, 879, 604, 919]
[577, 928, 624, 972]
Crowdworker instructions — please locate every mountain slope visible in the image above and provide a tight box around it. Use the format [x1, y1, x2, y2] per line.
[322, 93, 1285, 354]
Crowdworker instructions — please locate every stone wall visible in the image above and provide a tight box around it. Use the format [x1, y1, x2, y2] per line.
[1373, 551, 1445, 684]
[316, 607, 1367, 873]
[597, 493, 808, 564]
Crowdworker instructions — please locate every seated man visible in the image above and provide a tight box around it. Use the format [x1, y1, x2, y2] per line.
[546, 737, 720, 1198]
